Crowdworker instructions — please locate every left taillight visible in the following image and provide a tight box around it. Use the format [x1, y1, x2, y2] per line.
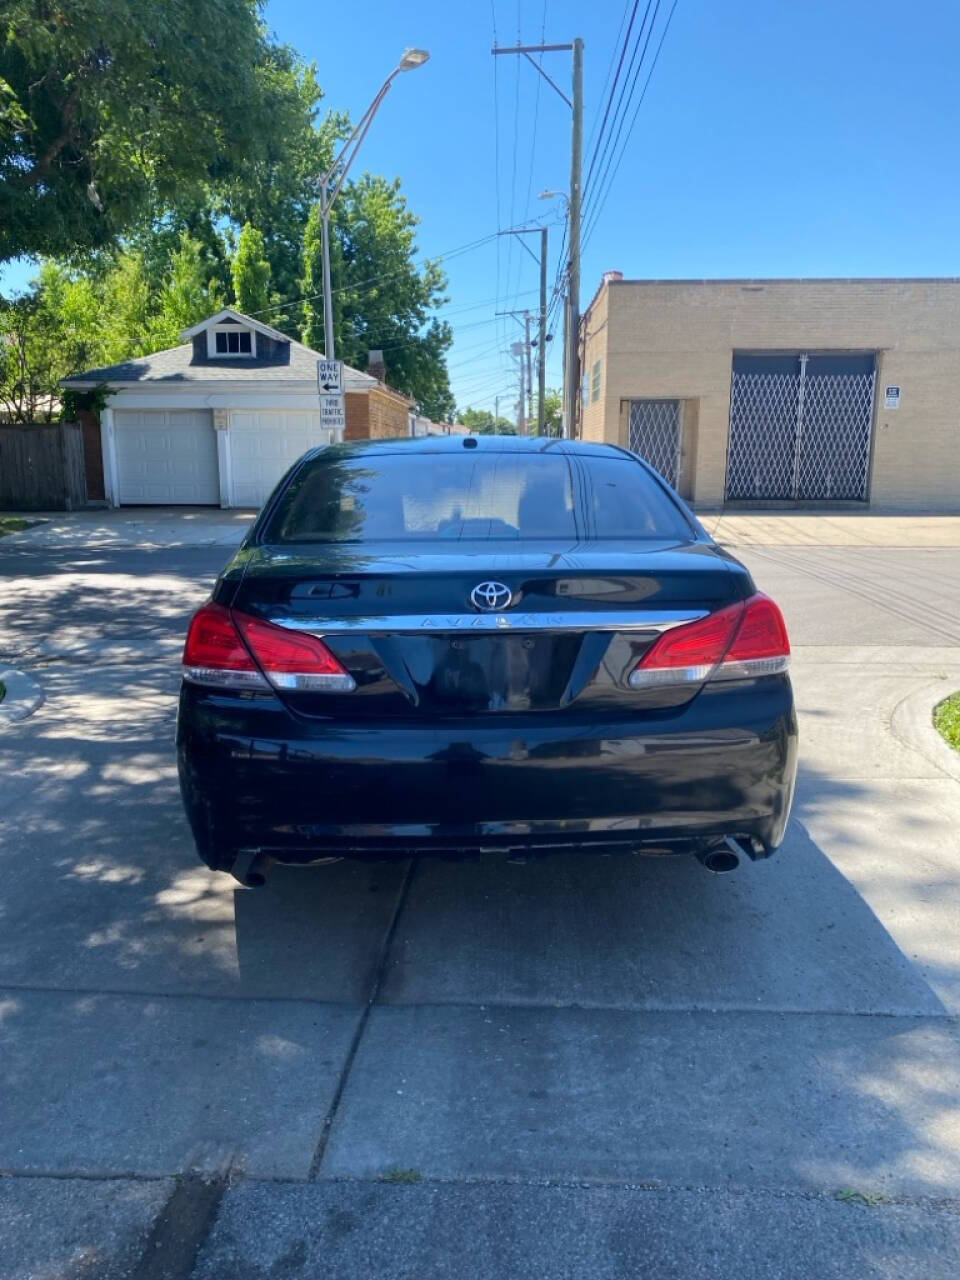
[628, 592, 790, 691]
[182, 604, 355, 693]
[183, 602, 269, 689]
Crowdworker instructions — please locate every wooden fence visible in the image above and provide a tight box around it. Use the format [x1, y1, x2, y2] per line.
[0, 422, 88, 510]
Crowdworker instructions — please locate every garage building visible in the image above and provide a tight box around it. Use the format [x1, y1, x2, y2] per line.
[63, 308, 412, 508]
[579, 276, 960, 511]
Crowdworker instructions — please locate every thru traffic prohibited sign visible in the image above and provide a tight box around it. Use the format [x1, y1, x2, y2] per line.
[317, 359, 343, 394]
[319, 395, 345, 430]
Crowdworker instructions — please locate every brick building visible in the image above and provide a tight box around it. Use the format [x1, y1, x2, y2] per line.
[579, 275, 960, 510]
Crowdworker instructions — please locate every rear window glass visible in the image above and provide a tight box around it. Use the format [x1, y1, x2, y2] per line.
[262, 450, 692, 543]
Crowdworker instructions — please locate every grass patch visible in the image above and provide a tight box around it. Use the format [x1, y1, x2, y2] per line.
[0, 681, 5, 704]
[934, 692, 960, 752]
[833, 1188, 891, 1206]
[378, 1166, 422, 1184]
[0, 517, 35, 538]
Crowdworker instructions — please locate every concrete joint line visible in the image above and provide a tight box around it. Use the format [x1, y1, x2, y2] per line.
[308, 858, 418, 1180]
[0, 666, 44, 725]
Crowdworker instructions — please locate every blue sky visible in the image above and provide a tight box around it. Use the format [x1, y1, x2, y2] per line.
[6, 1, 959, 415]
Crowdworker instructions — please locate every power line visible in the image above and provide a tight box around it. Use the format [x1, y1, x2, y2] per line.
[582, 1, 644, 199]
[581, 0, 655, 227]
[582, 0, 680, 250]
[247, 231, 501, 322]
[583, 0, 633, 161]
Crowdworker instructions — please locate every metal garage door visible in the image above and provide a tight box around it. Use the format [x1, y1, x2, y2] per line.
[229, 411, 336, 508]
[115, 410, 219, 504]
[628, 400, 683, 487]
[725, 352, 876, 501]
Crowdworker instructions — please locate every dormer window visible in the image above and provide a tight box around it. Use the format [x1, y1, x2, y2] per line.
[207, 325, 256, 358]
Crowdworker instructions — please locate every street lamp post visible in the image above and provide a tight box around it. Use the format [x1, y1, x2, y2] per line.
[317, 48, 430, 360]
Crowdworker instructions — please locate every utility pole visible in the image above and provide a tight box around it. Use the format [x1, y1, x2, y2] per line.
[492, 39, 582, 437]
[498, 309, 534, 435]
[494, 394, 499, 435]
[538, 226, 548, 434]
[513, 342, 527, 434]
[497, 226, 550, 433]
[568, 37, 583, 439]
[524, 310, 534, 429]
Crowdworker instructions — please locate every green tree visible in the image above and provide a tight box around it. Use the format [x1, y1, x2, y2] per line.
[459, 407, 517, 435]
[0, 263, 99, 420]
[220, 55, 344, 319]
[231, 223, 272, 317]
[0, 0, 316, 262]
[301, 175, 455, 420]
[536, 388, 564, 436]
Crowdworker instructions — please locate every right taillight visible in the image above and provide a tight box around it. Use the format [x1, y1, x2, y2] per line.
[182, 603, 356, 693]
[628, 593, 790, 690]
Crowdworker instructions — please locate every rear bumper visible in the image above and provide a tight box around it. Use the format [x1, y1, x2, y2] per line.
[176, 677, 798, 868]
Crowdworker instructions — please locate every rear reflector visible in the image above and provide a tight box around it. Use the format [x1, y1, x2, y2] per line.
[183, 603, 355, 693]
[233, 613, 356, 692]
[628, 593, 789, 690]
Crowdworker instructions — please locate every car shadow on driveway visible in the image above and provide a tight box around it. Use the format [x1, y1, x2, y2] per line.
[4, 660, 960, 1198]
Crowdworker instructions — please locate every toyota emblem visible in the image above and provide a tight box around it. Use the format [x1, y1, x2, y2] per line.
[470, 581, 514, 612]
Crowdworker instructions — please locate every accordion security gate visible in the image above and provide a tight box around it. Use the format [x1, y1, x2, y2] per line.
[725, 352, 877, 501]
[628, 399, 683, 488]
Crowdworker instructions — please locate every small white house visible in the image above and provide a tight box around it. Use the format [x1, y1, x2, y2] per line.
[62, 308, 409, 509]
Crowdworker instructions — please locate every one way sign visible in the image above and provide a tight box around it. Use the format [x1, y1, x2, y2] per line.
[317, 359, 343, 394]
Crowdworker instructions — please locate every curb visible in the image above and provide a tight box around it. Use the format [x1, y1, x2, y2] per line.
[0, 667, 45, 725]
[890, 680, 960, 784]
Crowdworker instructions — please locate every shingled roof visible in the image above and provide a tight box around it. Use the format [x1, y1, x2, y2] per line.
[62, 307, 378, 390]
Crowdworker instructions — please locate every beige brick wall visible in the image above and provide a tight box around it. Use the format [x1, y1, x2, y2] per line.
[584, 278, 960, 510]
[581, 283, 609, 443]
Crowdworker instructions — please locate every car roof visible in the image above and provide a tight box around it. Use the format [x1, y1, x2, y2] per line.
[304, 435, 632, 463]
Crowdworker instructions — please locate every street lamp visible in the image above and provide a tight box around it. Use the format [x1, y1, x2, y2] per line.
[317, 49, 431, 360]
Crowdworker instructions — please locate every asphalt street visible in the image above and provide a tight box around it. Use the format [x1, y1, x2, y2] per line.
[2, 519, 960, 1278]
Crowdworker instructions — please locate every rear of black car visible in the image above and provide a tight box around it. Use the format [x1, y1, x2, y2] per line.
[176, 438, 797, 883]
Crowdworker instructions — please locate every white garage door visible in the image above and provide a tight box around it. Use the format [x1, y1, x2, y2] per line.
[229, 411, 337, 508]
[114, 410, 219, 505]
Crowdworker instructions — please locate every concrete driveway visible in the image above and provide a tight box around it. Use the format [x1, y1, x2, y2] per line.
[2, 513, 960, 1277]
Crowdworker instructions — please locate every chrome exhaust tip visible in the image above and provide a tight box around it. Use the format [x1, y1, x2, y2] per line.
[697, 839, 743, 874]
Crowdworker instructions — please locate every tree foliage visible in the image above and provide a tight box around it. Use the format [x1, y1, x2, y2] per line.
[1, 7, 456, 419]
[0, 0, 314, 262]
[0, 262, 98, 420]
[459, 406, 517, 435]
[231, 223, 272, 317]
[0, 236, 223, 419]
[302, 175, 454, 420]
[538, 388, 563, 436]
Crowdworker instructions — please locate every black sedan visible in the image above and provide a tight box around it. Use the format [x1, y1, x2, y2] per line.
[176, 436, 797, 886]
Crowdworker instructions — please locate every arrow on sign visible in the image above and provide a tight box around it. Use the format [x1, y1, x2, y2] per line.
[317, 359, 343, 394]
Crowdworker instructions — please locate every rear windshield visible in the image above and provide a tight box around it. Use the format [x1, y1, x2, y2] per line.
[261, 450, 693, 543]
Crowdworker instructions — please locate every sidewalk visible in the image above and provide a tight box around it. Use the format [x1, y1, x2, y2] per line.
[701, 512, 960, 547]
[0, 506, 257, 549]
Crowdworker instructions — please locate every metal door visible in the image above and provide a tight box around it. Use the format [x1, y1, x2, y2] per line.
[628, 399, 682, 488]
[725, 353, 876, 501]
